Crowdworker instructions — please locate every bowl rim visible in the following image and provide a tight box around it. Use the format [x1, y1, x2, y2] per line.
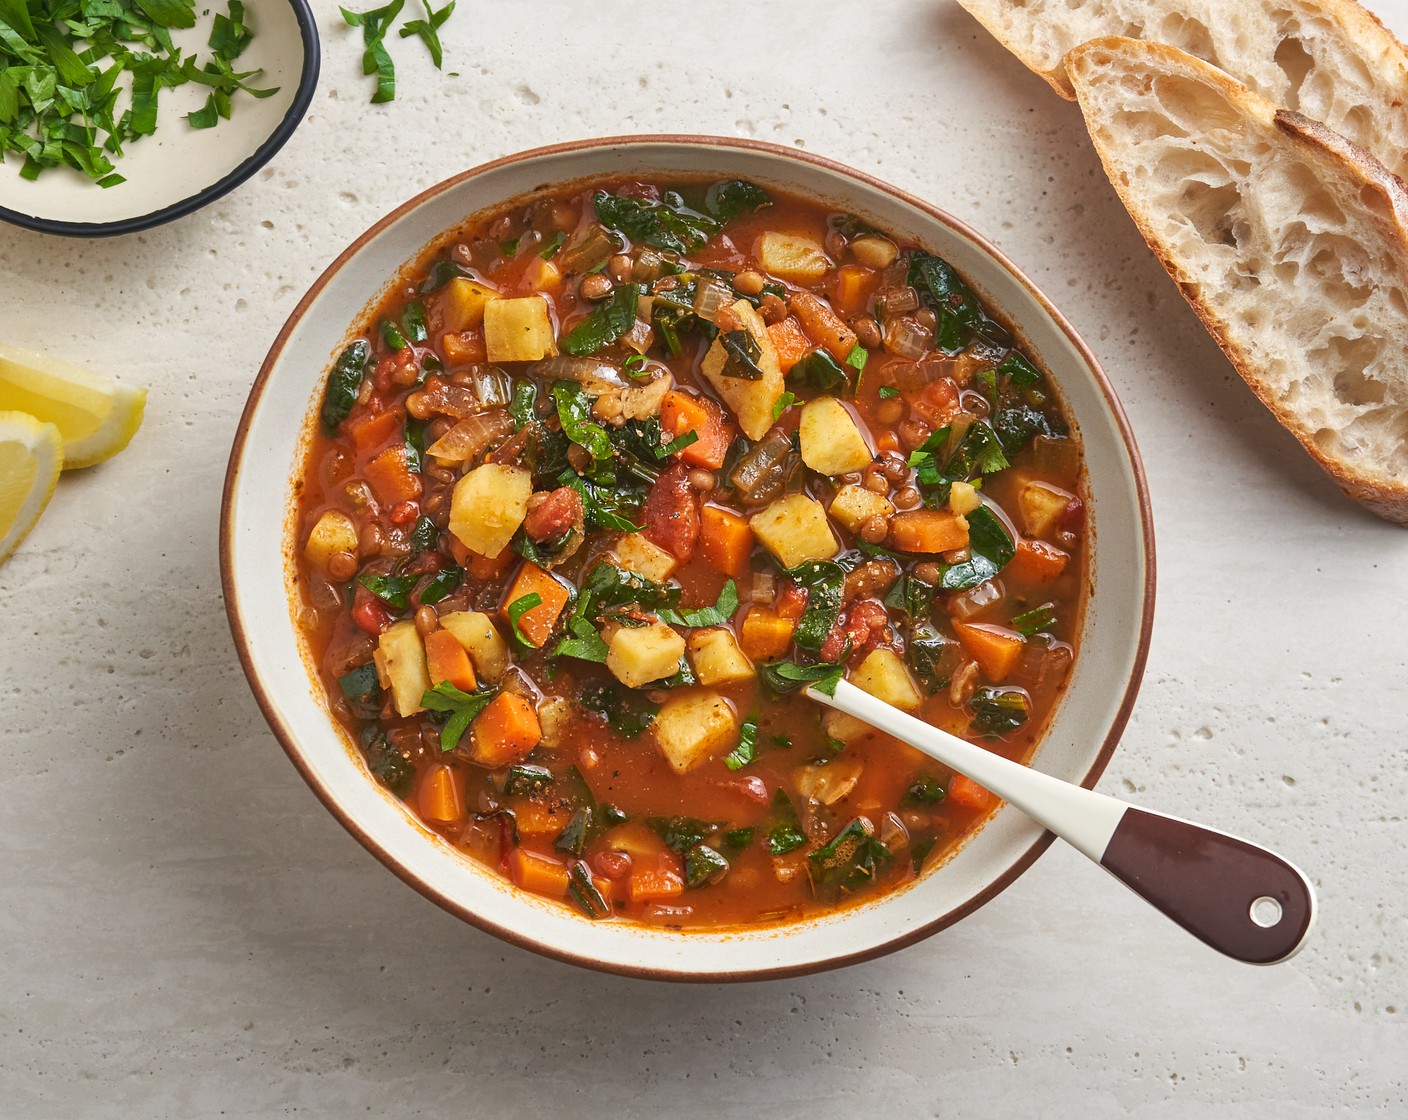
[220, 133, 1157, 981]
[0, 0, 321, 239]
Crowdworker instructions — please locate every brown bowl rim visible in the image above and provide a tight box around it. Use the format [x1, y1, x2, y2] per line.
[219, 133, 1157, 983]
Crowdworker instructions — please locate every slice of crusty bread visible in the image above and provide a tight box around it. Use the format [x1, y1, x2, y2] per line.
[1067, 36, 1408, 524]
[953, 0, 1408, 184]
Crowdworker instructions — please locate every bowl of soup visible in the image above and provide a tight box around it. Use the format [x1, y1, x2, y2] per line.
[221, 136, 1154, 979]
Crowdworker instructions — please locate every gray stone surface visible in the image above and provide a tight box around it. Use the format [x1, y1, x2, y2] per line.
[2, 1, 1405, 1115]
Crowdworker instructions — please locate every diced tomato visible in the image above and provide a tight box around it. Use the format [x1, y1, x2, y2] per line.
[351, 584, 393, 635]
[910, 377, 961, 426]
[643, 462, 700, 561]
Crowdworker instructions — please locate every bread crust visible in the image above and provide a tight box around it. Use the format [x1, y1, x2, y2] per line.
[1068, 37, 1408, 525]
[954, 0, 1408, 184]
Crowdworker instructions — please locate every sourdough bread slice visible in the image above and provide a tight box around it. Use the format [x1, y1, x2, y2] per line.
[1067, 36, 1408, 524]
[953, 0, 1408, 184]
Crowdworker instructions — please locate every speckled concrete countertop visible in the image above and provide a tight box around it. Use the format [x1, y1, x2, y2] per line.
[2, 2, 1405, 1115]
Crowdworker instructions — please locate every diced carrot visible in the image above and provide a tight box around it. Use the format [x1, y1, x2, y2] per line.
[346, 406, 400, 452]
[462, 545, 515, 580]
[424, 628, 477, 691]
[660, 391, 733, 470]
[417, 764, 465, 825]
[1008, 538, 1070, 585]
[513, 799, 569, 840]
[441, 330, 487, 365]
[889, 509, 970, 554]
[738, 606, 795, 661]
[627, 854, 685, 902]
[953, 620, 1026, 682]
[698, 505, 753, 578]
[470, 692, 542, 768]
[508, 848, 571, 898]
[767, 316, 812, 374]
[363, 446, 421, 505]
[831, 265, 877, 317]
[500, 562, 572, 646]
[791, 291, 858, 361]
[947, 773, 997, 813]
[775, 583, 808, 620]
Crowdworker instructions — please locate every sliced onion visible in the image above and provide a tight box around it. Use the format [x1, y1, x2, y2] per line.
[795, 755, 864, 806]
[749, 570, 776, 604]
[692, 278, 733, 322]
[418, 381, 483, 419]
[427, 409, 516, 463]
[528, 355, 630, 390]
[893, 354, 957, 394]
[728, 427, 795, 506]
[632, 248, 664, 282]
[884, 316, 934, 360]
[463, 367, 511, 410]
[557, 223, 619, 274]
[878, 811, 909, 852]
[950, 577, 1004, 619]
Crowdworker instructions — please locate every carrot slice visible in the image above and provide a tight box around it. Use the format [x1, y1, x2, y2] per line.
[953, 620, 1025, 682]
[424, 628, 477, 691]
[698, 505, 753, 577]
[889, 509, 970, 554]
[470, 692, 542, 768]
[363, 446, 421, 505]
[947, 773, 997, 813]
[417, 764, 465, 825]
[791, 291, 857, 361]
[1007, 538, 1070, 585]
[501, 562, 571, 647]
[767, 316, 812, 374]
[660, 391, 733, 469]
[508, 848, 571, 898]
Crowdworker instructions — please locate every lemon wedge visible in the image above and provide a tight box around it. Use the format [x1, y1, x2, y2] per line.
[0, 412, 63, 564]
[0, 342, 146, 470]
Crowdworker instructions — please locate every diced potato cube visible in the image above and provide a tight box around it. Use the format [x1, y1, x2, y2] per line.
[749, 494, 838, 568]
[755, 231, 831, 284]
[699, 298, 784, 440]
[829, 485, 895, 534]
[611, 532, 678, 582]
[1019, 481, 1075, 541]
[799, 397, 874, 476]
[850, 648, 923, 711]
[440, 277, 499, 333]
[374, 620, 431, 717]
[537, 696, 573, 750]
[304, 510, 358, 568]
[606, 622, 686, 688]
[849, 235, 898, 269]
[652, 689, 739, 774]
[822, 709, 875, 745]
[438, 611, 511, 683]
[525, 256, 562, 293]
[949, 480, 982, 515]
[687, 628, 755, 686]
[449, 463, 531, 558]
[483, 296, 557, 362]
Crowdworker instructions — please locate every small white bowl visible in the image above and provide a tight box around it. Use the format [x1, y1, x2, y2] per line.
[222, 136, 1156, 981]
[0, 0, 318, 238]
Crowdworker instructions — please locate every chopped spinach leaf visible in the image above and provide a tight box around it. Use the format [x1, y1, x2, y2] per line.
[409, 515, 438, 552]
[719, 329, 765, 381]
[790, 348, 851, 394]
[906, 621, 961, 693]
[420, 681, 495, 751]
[722, 827, 755, 853]
[357, 571, 417, 610]
[419, 566, 462, 605]
[419, 259, 469, 293]
[506, 592, 543, 648]
[380, 318, 408, 350]
[878, 386, 900, 399]
[362, 728, 414, 795]
[401, 300, 428, 343]
[905, 776, 948, 805]
[551, 381, 613, 462]
[320, 340, 370, 434]
[807, 817, 893, 894]
[969, 686, 1031, 737]
[649, 815, 723, 853]
[783, 561, 844, 653]
[561, 283, 641, 355]
[909, 251, 999, 354]
[504, 763, 553, 797]
[559, 471, 642, 533]
[555, 806, 594, 856]
[999, 352, 1042, 386]
[766, 789, 807, 855]
[772, 391, 798, 421]
[685, 844, 730, 888]
[725, 717, 758, 771]
[760, 659, 844, 697]
[594, 189, 718, 254]
[338, 663, 381, 718]
[703, 179, 771, 224]
[509, 380, 538, 429]
[938, 506, 1015, 591]
[580, 682, 658, 737]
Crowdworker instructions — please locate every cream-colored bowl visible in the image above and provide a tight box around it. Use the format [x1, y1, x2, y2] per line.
[221, 136, 1155, 981]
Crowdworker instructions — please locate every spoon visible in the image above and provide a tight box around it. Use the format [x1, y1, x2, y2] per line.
[806, 679, 1316, 964]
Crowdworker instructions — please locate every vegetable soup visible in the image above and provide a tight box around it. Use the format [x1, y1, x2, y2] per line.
[292, 178, 1086, 929]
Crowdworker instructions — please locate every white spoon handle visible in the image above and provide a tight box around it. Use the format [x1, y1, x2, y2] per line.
[808, 680, 1316, 964]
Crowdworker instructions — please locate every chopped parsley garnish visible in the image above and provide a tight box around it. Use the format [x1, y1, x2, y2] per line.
[760, 659, 845, 697]
[505, 592, 543, 648]
[420, 681, 495, 752]
[765, 789, 807, 855]
[357, 571, 417, 610]
[771, 391, 798, 421]
[419, 566, 462, 605]
[1011, 603, 1056, 637]
[724, 717, 758, 771]
[878, 386, 900, 399]
[658, 579, 738, 629]
[969, 686, 1031, 737]
[0, 0, 278, 186]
